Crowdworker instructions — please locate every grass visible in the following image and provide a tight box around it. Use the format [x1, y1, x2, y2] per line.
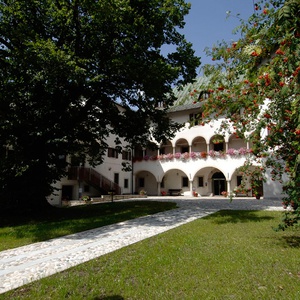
[2, 210, 300, 299]
[0, 200, 177, 251]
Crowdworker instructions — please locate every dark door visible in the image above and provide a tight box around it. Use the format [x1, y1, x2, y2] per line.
[62, 185, 73, 200]
[213, 179, 226, 195]
[212, 172, 226, 195]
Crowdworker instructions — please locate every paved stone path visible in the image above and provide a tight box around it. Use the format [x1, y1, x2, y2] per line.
[0, 197, 283, 294]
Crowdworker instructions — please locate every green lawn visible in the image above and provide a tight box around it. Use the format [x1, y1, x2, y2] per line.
[0, 200, 177, 251]
[2, 210, 300, 300]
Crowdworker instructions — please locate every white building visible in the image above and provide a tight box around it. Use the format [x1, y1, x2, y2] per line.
[50, 79, 285, 205]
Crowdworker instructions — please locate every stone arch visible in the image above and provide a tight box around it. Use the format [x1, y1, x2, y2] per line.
[159, 140, 173, 155]
[192, 167, 227, 196]
[135, 170, 157, 196]
[231, 167, 252, 196]
[210, 134, 225, 152]
[145, 141, 159, 158]
[175, 138, 189, 153]
[191, 136, 206, 152]
[228, 133, 247, 150]
[160, 168, 189, 196]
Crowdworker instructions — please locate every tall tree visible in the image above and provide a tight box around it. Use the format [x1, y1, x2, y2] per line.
[0, 0, 200, 209]
[193, 0, 300, 228]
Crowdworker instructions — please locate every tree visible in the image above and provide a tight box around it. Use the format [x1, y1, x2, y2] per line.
[192, 0, 300, 229]
[0, 0, 200, 210]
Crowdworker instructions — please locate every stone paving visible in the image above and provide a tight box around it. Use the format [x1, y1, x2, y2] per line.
[0, 197, 284, 295]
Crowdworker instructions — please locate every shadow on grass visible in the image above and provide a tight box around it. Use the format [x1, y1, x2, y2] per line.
[94, 296, 124, 300]
[204, 210, 275, 224]
[281, 236, 300, 248]
[0, 201, 177, 245]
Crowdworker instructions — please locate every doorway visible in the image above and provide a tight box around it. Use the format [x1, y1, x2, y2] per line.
[62, 185, 73, 201]
[212, 172, 226, 195]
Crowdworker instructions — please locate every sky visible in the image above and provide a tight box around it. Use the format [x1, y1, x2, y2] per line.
[181, 0, 256, 71]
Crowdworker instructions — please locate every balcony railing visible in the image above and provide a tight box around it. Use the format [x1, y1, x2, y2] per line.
[133, 148, 253, 162]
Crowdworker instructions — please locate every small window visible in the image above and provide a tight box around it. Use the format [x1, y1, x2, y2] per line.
[108, 147, 118, 158]
[189, 113, 198, 125]
[134, 147, 144, 159]
[237, 176, 243, 186]
[182, 177, 189, 187]
[189, 111, 202, 126]
[122, 150, 131, 161]
[198, 177, 204, 187]
[156, 101, 165, 108]
[198, 91, 210, 101]
[114, 173, 119, 185]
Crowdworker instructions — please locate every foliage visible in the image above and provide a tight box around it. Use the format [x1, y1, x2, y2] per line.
[81, 195, 91, 203]
[192, 0, 300, 228]
[0, 0, 200, 208]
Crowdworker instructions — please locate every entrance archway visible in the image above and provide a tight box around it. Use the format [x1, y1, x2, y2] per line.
[212, 172, 226, 195]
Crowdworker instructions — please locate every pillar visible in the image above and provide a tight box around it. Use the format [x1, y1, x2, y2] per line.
[190, 180, 193, 196]
[227, 180, 231, 194]
[157, 182, 161, 196]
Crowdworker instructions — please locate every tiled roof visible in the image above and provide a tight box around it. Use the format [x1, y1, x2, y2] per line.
[167, 101, 203, 112]
[167, 77, 209, 112]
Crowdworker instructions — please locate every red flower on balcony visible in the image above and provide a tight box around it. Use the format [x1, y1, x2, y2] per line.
[200, 151, 207, 158]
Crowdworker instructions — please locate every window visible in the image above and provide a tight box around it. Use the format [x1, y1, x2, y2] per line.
[114, 173, 119, 185]
[124, 178, 129, 188]
[189, 110, 202, 126]
[189, 113, 199, 126]
[198, 90, 210, 101]
[182, 177, 189, 187]
[122, 150, 131, 161]
[237, 176, 243, 186]
[156, 101, 165, 108]
[198, 177, 204, 187]
[84, 185, 90, 192]
[134, 147, 144, 158]
[108, 147, 118, 158]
